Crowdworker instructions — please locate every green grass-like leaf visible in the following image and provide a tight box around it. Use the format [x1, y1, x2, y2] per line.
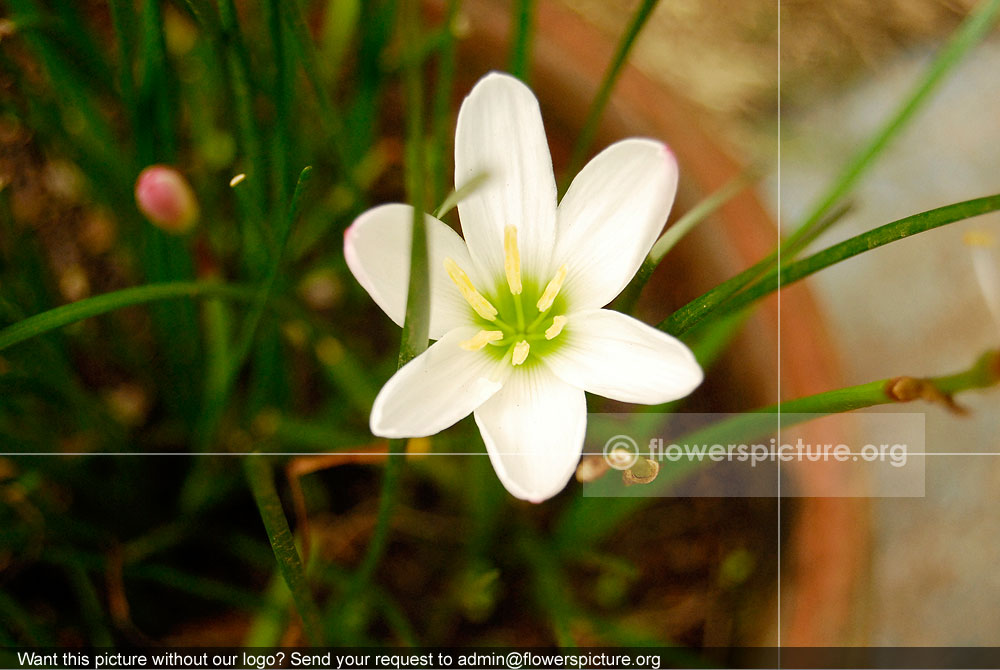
[245, 456, 326, 645]
[786, 0, 1000, 247]
[557, 348, 1000, 549]
[0, 282, 255, 353]
[560, 0, 660, 193]
[509, 0, 535, 83]
[662, 192, 1000, 334]
[355, 0, 431, 589]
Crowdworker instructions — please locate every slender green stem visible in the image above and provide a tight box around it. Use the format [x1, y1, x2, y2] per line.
[217, 0, 270, 269]
[660, 200, 853, 335]
[0, 282, 256, 352]
[356, 0, 431, 588]
[615, 168, 756, 314]
[242, 166, 314, 352]
[278, 0, 359, 195]
[245, 457, 325, 646]
[666, 193, 1000, 334]
[650, 170, 758, 268]
[430, 0, 461, 206]
[398, 0, 430, 366]
[785, 0, 1000, 249]
[354, 437, 406, 587]
[201, 295, 233, 438]
[509, 0, 535, 82]
[266, 0, 292, 215]
[681, 350, 1000, 449]
[134, 0, 203, 423]
[556, 349, 1000, 550]
[560, 0, 659, 193]
[107, 0, 137, 142]
[197, 168, 313, 445]
[137, 0, 176, 160]
[658, 0, 1000, 335]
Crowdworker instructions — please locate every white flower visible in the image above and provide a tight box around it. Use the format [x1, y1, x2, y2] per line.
[344, 72, 703, 502]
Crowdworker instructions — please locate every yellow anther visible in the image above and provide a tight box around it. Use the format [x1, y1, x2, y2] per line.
[503, 225, 522, 295]
[459, 329, 504, 351]
[536, 264, 568, 312]
[544, 315, 568, 340]
[444, 257, 498, 321]
[511, 340, 530, 366]
[964, 230, 996, 248]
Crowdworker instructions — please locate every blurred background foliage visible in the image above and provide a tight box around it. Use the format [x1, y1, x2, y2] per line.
[1, 0, 998, 654]
[0, 0, 782, 649]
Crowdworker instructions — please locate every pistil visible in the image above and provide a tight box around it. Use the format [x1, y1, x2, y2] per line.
[448, 240, 571, 368]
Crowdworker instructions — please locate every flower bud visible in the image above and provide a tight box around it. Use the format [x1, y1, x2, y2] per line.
[134, 165, 199, 233]
[622, 457, 659, 486]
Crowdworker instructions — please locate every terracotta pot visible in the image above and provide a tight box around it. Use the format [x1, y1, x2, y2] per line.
[426, 0, 869, 646]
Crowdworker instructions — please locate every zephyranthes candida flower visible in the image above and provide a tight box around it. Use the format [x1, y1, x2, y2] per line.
[345, 72, 703, 501]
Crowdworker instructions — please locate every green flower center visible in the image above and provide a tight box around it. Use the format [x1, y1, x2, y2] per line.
[444, 225, 570, 368]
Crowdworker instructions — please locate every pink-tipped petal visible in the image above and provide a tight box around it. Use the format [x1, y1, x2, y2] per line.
[554, 139, 678, 309]
[344, 204, 480, 339]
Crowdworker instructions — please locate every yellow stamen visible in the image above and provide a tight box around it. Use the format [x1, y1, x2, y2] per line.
[536, 264, 568, 312]
[444, 257, 498, 321]
[964, 230, 996, 248]
[511, 340, 530, 366]
[459, 329, 504, 351]
[503, 225, 522, 295]
[544, 315, 568, 340]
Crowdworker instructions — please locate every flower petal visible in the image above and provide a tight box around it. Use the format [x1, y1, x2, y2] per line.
[370, 327, 508, 438]
[545, 309, 702, 404]
[474, 365, 586, 502]
[344, 204, 478, 339]
[554, 139, 678, 309]
[455, 72, 558, 282]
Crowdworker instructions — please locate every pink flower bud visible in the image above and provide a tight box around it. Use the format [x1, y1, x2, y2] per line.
[134, 165, 199, 233]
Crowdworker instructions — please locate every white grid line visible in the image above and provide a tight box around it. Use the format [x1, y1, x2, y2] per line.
[0, 451, 997, 457]
[776, 0, 784, 656]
